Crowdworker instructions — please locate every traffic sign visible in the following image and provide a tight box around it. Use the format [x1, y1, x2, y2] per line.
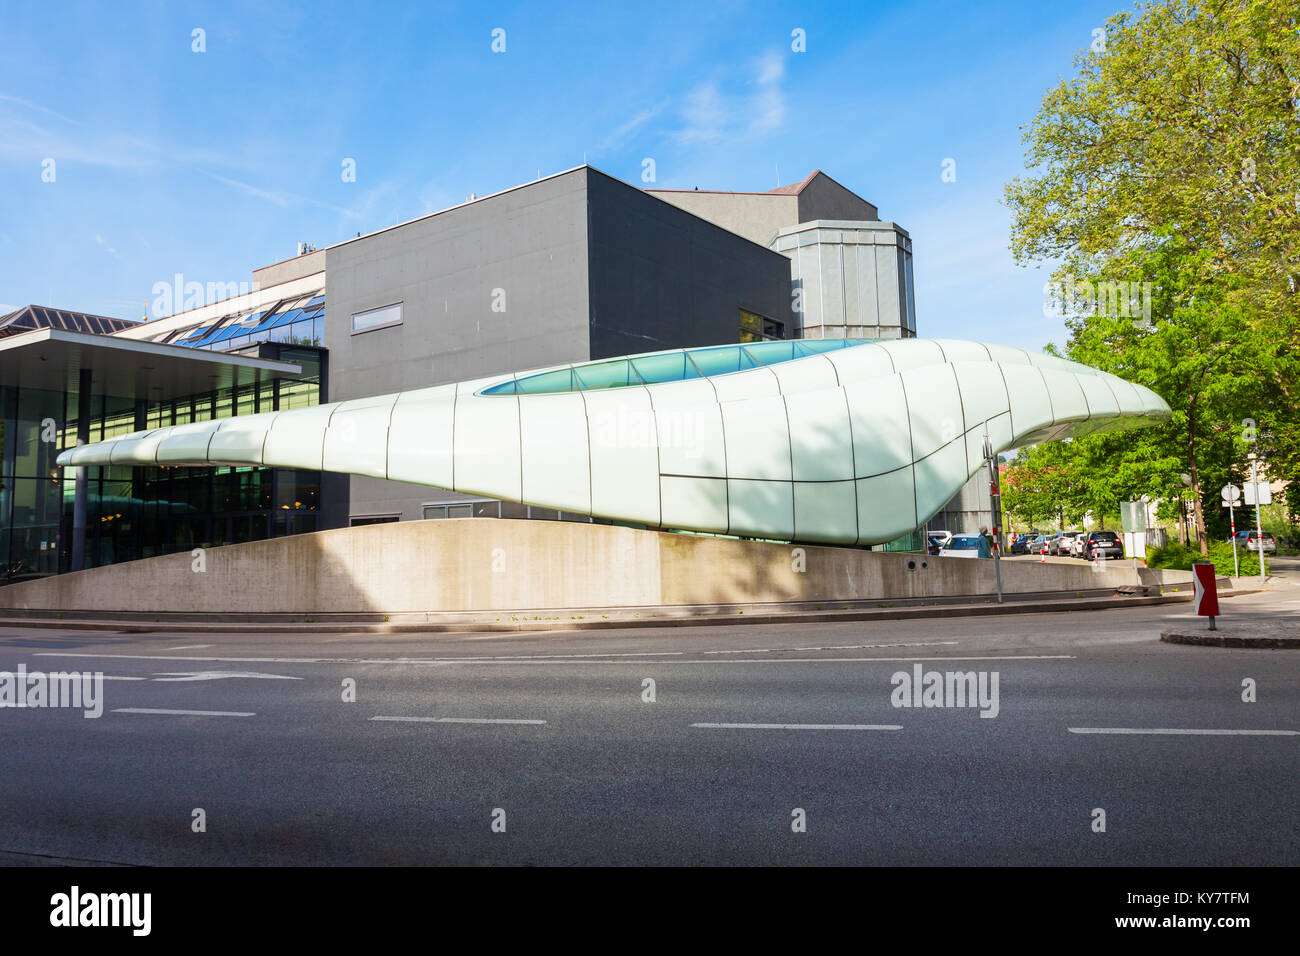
[1244, 481, 1272, 506]
[1192, 562, 1220, 629]
[1221, 483, 1241, 505]
[1120, 500, 1147, 533]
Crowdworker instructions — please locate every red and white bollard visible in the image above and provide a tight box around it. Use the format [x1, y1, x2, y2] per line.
[1192, 562, 1220, 630]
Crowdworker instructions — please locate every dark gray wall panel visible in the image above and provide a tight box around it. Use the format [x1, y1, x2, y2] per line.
[586, 170, 794, 358]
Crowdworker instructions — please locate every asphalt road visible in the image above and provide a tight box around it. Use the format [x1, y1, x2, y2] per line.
[0, 589, 1296, 866]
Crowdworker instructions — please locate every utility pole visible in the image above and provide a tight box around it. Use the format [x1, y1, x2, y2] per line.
[1221, 483, 1241, 578]
[1248, 452, 1267, 584]
[984, 432, 1003, 604]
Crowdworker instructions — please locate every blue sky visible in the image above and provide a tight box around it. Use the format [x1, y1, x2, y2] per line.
[0, 0, 1124, 350]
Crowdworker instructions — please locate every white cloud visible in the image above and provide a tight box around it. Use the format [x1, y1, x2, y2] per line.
[198, 170, 360, 218]
[756, 50, 785, 86]
[677, 82, 727, 144]
[672, 52, 788, 145]
[597, 103, 666, 152]
[0, 93, 78, 125]
[0, 94, 258, 173]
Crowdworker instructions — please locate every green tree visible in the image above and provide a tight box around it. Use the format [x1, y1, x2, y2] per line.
[1005, 0, 1300, 554]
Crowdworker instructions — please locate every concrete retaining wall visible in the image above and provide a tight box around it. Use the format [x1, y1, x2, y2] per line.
[0, 519, 1192, 615]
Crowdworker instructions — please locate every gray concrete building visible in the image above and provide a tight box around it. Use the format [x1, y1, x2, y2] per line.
[115, 165, 799, 530]
[5, 163, 950, 580]
[647, 169, 915, 340]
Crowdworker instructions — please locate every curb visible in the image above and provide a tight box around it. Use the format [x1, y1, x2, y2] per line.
[1161, 630, 1300, 649]
[0, 591, 1203, 634]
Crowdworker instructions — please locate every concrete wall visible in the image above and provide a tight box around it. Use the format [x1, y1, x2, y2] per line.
[640, 189, 797, 247]
[587, 170, 796, 357]
[0, 519, 1188, 616]
[644, 172, 880, 247]
[252, 249, 327, 290]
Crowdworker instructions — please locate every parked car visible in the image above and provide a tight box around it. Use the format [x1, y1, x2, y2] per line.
[1082, 530, 1124, 560]
[939, 533, 992, 558]
[1047, 531, 1077, 556]
[1233, 530, 1276, 554]
[926, 531, 953, 555]
[1068, 532, 1089, 557]
[1009, 534, 1034, 555]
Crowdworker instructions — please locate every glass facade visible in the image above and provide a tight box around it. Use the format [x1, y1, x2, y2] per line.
[0, 344, 325, 583]
[158, 292, 324, 351]
[482, 338, 863, 396]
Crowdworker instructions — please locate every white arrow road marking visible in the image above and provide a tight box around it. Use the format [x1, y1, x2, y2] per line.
[148, 671, 303, 682]
[1069, 727, 1298, 736]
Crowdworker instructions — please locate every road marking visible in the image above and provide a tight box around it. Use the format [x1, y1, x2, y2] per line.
[102, 676, 146, 681]
[703, 641, 959, 654]
[1068, 727, 1299, 736]
[37, 652, 449, 665]
[692, 722, 902, 731]
[37, 652, 1074, 666]
[149, 671, 303, 682]
[113, 708, 255, 717]
[164, 645, 212, 650]
[370, 716, 546, 725]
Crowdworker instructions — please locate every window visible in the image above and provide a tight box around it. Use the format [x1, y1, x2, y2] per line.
[351, 302, 402, 334]
[739, 308, 785, 343]
[423, 500, 500, 519]
[349, 514, 399, 527]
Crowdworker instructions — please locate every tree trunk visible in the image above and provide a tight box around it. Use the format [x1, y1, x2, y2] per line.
[1189, 479, 1209, 556]
[1187, 403, 1209, 556]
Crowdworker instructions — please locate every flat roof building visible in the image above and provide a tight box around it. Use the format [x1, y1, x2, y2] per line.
[1, 165, 922, 580]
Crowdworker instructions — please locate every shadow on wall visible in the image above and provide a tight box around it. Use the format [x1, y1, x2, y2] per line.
[0, 517, 1176, 616]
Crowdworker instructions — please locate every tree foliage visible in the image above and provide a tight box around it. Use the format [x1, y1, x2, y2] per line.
[1004, 0, 1300, 553]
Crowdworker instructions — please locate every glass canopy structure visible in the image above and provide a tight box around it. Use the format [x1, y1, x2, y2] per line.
[148, 292, 325, 351]
[58, 338, 1171, 546]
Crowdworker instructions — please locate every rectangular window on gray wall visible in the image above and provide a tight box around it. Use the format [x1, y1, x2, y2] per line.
[351, 302, 403, 334]
[739, 308, 785, 343]
[349, 514, 399, 526]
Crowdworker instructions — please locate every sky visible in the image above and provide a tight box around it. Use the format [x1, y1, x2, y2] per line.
[0, 0, 1127, 351]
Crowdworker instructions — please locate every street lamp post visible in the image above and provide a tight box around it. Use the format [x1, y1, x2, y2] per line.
[984, 433, 1004, 605]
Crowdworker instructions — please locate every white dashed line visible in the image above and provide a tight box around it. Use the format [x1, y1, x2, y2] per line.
[1068, 727, 1298, 736]
[692, 722, 902, 731]
[703, 641, 959, 654]
[370, 716, 547, 725]
[113, 708, 255, 717]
